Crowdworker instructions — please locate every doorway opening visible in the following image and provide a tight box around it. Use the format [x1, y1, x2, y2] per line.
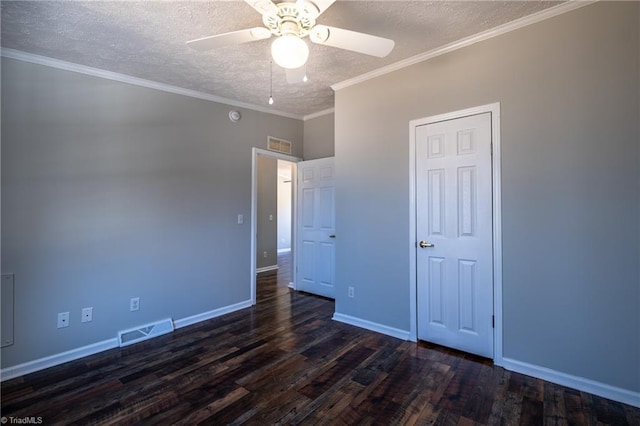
[277, 160, 293, 258]
[250, 148, 300, 305]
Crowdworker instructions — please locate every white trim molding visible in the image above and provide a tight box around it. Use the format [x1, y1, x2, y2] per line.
[332, 1, 595, 91]
[0, 48, 303, 121]
[0, 299, 252, 382]
[502, 358, 640, 408]
[303, 108, 334, 121]
[173, 300, 252, 330]
[409, 103, 503, 365]
[0, 338, 119, 382]
[255, 265, 279, 274]
[332, 313, 411, 341]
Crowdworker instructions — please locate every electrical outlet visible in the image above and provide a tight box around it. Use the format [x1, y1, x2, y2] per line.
[348, 286, 355, 298]
[57, 312, 70, 328]
[237, 214, 244, 224]
[263, 251, 268, 258]
[81, 307, 93, 323]
[130, 297, 140, 312]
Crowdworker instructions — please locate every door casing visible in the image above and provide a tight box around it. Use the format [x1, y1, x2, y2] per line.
[409, 103, 503, 365]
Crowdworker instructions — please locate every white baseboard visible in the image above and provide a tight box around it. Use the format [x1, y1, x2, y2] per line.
[256, 265, 279, 274]
[330, 316, 639, 407]
[0, 299, 253, 382]
[0, 338, 119, 382]
[288, 281, 296, 290]
[332, 312, 410, 341]
[173, 300, 251, 329]
[277, 248, 291, 254]
[502, 357, 640, 408]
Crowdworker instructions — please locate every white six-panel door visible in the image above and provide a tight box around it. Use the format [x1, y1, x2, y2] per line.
[416, 112, 493, 358]
[296, 157, 335, 299]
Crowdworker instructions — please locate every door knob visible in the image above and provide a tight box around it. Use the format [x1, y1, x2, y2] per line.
[419, 241, 434, 248]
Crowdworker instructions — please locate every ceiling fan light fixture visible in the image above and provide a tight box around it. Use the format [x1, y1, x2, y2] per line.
[271, 35, 309, 69]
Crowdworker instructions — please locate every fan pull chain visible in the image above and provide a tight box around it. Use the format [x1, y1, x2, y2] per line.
[268, 60, 274, 105]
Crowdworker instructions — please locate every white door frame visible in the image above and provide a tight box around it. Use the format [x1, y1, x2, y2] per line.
[408, 103, 503, 365]
[251, 147, 301, 305]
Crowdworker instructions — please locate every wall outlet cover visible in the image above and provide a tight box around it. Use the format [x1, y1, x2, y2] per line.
[130, 297, 140, 312]
[57, 312, 70, 328]
[81, 307, 93, 323]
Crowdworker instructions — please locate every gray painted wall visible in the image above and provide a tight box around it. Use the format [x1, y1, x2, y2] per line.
[256, 155, 278, 269]
[334, 2, 639, 392]
[1, 58, 302, 367]
[303, 113, 335, 160]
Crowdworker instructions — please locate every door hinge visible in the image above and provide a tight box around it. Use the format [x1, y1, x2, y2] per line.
[492, 315, 495, 328]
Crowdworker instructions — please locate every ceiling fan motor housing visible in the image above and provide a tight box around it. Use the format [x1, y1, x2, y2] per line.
[263, 1, 319, 37]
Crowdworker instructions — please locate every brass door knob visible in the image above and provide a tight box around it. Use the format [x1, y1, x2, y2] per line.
[419, 241, 434, 248]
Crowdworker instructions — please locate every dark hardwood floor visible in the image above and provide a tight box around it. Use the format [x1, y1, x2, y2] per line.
[2, 252, 639, 425]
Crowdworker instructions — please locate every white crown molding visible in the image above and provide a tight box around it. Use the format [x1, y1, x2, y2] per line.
[0, 48, 304, 121]
[303, 108, 334, 121]
[332, 0, 596, 91]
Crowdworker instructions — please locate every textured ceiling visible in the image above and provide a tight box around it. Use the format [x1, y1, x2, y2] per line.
[1, 1, 561, 117]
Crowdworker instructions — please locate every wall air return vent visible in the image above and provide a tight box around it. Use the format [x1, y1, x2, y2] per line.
[267, 136, 292, 155]
[117, 318, 174, 347]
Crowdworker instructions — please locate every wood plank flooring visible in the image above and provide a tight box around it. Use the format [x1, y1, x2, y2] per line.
[2, 252, 639, 425]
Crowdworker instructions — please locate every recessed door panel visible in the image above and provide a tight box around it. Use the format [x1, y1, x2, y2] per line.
[428, 257, 445, 326]
[301, 240, 315, 282]
[302, 188, 315, 229]
[458, 166, 476, 238]
[319, 187, 334, 230]
[428, 169, 445, 236]
[458, 259, 477, 333]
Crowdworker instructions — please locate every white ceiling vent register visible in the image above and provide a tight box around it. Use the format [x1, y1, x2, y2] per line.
[268, 136, 292, 154]
[117, 318, 174, 347]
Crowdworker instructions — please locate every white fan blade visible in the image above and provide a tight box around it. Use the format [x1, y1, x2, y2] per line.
[244, 0, 278, 15]
[309, 25, 394, 58]
[187, 27, 271, 51]
[286, 66, 307, 84]
[301, 0, 336, 17]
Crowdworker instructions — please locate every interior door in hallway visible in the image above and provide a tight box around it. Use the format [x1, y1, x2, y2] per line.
[296, 157, 335, 299]
[416, 112, 493, 358]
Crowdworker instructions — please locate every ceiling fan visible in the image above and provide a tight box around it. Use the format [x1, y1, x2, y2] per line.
[186, 0, 395, 83]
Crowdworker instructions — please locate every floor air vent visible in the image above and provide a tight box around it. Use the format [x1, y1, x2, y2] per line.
[117, 318, 174, 347]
